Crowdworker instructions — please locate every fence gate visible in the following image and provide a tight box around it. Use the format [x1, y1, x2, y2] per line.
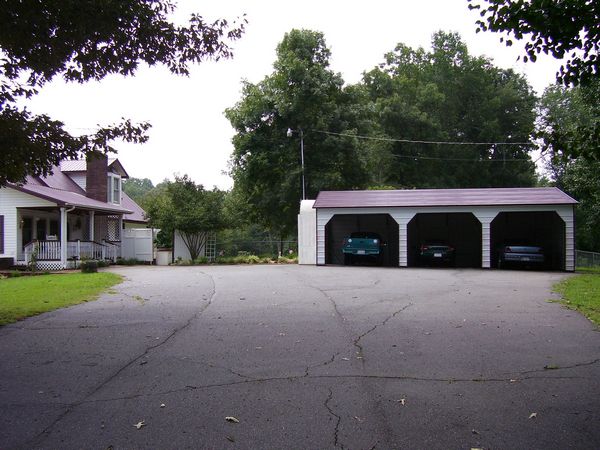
[121, 228, 154, 262]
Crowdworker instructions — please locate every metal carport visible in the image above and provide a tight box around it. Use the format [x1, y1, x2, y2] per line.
[298, 187, 577, 271]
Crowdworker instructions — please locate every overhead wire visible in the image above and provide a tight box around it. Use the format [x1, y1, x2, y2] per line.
[312, 129, 541, 163]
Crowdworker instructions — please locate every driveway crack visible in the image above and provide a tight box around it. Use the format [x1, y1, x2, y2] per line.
[354, 302, 413, 361]
[25, 270, 218, 448]
[324, 388, 343, 449]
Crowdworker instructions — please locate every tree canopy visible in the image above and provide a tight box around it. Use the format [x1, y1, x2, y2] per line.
[468, 0, 599, 86]
[359, 31, 537, 189]
[226, 29, 369, 239]
[226, 29, 539, 237]
[145, 175, 226, 260]
[0, 0, 245, 186]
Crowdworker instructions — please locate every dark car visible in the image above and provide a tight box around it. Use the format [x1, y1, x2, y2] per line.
[497, 244, 544, 269]
[419, 241, 455, 266]
[342, 232, 385, 265]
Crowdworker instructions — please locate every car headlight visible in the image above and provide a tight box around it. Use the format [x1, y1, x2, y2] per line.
[373, 239, 378, 244]
[347, 239, 352, 243]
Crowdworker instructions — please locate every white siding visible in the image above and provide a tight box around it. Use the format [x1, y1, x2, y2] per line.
[67, 173, 86, 191]
[298, 200, 316, 264]
[0, 187, 56, 260]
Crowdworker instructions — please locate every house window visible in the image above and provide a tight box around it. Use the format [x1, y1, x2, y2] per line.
[107, 174, 121, 204]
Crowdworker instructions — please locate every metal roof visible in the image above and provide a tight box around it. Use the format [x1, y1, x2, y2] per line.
[122, 192, 148, 223]
[60, 158, 128, 178]
[8, 183, 133, 214]
[313, 187, 577, 209]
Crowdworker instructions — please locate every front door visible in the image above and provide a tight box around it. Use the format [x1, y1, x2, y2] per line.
[22, 217, 33, 250]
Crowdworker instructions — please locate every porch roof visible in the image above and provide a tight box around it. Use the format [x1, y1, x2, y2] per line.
[8, 183, 133, 214]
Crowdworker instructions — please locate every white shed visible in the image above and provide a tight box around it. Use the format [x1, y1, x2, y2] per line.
[297, 187, 577, 271]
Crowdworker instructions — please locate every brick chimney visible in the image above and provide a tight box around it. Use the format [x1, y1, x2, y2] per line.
[86, 152, 108, 202]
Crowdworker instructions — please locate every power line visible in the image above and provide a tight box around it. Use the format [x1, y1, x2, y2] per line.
[315, 130, 534, 146]
[390, 153, 535, 163]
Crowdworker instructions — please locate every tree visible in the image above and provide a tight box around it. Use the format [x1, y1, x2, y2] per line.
[0, 0, 245, 186]
[468, 0, 600, 86]
[538, 82, 600, 251]
[226, 29, 369, 241]
[359, 31, 537, 188]
[145, 175, 226, 260]
[122, 177, 155, 205]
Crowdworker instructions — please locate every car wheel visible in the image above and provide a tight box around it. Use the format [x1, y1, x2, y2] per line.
[344, 254, 351, 265]
[497, 258, 502, 269]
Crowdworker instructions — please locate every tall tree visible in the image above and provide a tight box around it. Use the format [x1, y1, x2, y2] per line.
[359, 31, 537, 188]
[226, 29, 368, 240]
[0, 0, 245, 186]
[145, 175, 226, 260]
[538, 82, 600, 251]
[468, 0, 600, 86]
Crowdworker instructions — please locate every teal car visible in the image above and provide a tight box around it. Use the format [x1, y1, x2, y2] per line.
[342, 232, 384, 265]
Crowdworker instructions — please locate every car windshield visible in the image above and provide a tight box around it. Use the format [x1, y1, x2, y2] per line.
[350, 232, 380, 239]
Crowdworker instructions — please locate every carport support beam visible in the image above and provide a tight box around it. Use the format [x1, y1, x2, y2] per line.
[474, 213, 495, 269]
[393, 213, 415, 267]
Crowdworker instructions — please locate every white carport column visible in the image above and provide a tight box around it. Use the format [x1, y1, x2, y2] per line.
[392, 212, 416, 267]
[473, 210, 498, 269]
[60, 207, 68, 268]
[89, 211, 95, 242]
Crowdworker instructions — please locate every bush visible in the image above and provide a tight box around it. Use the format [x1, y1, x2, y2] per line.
[96, 260, 110, 268]
[115, 258, 139, 266]
[81, 260, 98, 273]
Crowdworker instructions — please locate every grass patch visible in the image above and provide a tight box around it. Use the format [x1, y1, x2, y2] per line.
[554, 272, 600, 326]
[0, 272, 123, 325]
[576, 266, 600, 275]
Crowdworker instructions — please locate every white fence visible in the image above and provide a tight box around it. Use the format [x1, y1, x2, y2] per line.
[121, 228, 154, 262]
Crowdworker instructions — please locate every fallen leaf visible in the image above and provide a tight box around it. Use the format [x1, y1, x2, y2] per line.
[529, 412, 537, 419]
[510, 379, 518, 383]
[134, 420, 145, 429]
[225, 416, 240, 423]
[471, 429, 479, 435]
[353, 416, 363, 422]
[226, 436, 235, 442]
[342, 357, 350, 361]
[396, 399, 406, 405]
[160, 403, 166, 408]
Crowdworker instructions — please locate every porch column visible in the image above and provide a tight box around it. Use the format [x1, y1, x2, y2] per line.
[89, 211, 95, 241]
[60, 207, 68, 268]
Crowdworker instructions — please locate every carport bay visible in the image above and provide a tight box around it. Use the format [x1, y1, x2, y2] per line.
[317, 205, 573, 270]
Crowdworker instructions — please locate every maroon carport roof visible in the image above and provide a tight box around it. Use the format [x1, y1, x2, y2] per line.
[313, 187, 577, 209]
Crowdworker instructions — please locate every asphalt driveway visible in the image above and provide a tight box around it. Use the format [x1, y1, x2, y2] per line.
[1, 265, 599, 449]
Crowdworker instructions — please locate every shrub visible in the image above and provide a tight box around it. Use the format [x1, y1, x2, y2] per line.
[81, 260, 98, 273]
[115, 258, 139, 266]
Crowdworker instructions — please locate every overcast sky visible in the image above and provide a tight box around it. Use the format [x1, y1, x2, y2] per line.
[28, 0, 562, 189]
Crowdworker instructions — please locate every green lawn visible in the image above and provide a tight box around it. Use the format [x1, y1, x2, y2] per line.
[0, 272, 122, 325]
[555, 271, 600, 326]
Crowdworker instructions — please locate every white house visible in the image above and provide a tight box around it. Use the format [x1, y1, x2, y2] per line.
[0, 154, 148, 270]
[298, 187, 577, 271]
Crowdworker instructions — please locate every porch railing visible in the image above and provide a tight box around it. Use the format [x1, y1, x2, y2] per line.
[24, 240, 121, 265]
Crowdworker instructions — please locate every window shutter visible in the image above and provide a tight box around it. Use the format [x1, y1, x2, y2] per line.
[0, 215, 4, 254]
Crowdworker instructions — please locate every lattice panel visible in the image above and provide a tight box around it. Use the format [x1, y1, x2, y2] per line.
[107, 216, 120, 241]
[35, 261, 65, 271]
